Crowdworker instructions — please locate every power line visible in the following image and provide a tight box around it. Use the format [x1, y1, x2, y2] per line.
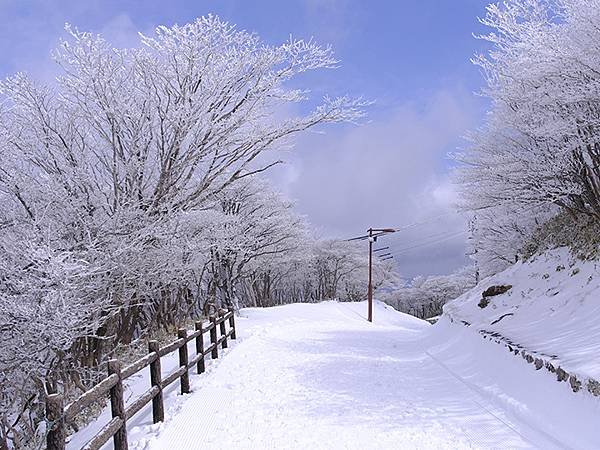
[386, 210, 462, 233]
[343, 219, 466, 324]
[385, 230, 467, 257]
[346, 228, 397, 242]
[388, 230, 466, 252]
[345, 211, 462, 243]
[385, 227, 466, 245]
[346, 227, 397, 323]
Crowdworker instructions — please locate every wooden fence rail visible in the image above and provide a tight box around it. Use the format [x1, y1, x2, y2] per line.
[45, 308, 237, 450]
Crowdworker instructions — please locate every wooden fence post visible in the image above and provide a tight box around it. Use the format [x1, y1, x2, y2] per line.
[178, 329, 190, 394]
[46, 393, 65, 450]
[210, 316, 218, 359]
[194, 321, 205, 374]
[219, 310, 228, 349]
[228, 307, 236, 340]
[148, 340, 164, 423]
[107, 359, 128, 450]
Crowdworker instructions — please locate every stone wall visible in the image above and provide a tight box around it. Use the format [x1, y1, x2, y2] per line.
[451, 317, 600, 397]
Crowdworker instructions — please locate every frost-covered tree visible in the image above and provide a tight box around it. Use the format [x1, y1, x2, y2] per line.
[239, 238, 398, 307]
[202, 176, 310, 310]
[455, 0, 600, 275]
[0, 15, 366, 446]
[383, 266, 477, 319]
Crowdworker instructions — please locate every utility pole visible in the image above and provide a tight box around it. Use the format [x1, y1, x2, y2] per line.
[349, 227, 396, 323]
[367, 228, 374, 322]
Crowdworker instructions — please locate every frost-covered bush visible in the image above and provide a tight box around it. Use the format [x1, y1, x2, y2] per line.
[522, 212, 600, 260]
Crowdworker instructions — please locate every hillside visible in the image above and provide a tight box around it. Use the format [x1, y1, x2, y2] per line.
[444, 248, 600, 382]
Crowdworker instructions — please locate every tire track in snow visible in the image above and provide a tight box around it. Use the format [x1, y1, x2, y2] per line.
[425, 350, 570, 450]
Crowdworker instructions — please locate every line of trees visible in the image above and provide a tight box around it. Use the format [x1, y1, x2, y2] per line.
[241, 237, 397, 308]
[0, 17, 386, 447]
[382, 266, 477, 320]
[455, 0, 600, 277]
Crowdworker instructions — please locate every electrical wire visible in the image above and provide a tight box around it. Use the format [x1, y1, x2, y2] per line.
[345, 211, 463, 242]
[385, 227, 465, 245]
[387, 210, 462, 233]
[384, 230, 467, 257]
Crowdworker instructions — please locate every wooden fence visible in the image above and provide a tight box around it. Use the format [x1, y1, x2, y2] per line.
[46, 308, 237, 450]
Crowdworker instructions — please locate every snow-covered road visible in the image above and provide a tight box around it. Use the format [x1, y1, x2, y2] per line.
[133, 301, 599, 449]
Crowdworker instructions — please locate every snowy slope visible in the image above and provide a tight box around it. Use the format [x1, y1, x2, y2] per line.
[133, 301, 597, 449]
[444, 248, 600, 380]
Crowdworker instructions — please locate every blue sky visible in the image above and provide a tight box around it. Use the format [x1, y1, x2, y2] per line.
[0, 0, 492, 278]
[0, 0, 489, 103]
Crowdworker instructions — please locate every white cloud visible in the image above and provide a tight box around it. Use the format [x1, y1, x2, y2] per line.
[267, 87, 478, 277]
[99, 13, 143, 48]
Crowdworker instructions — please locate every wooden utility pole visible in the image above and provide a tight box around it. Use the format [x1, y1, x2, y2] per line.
[367, 228, 374, 322]
[348, 227, 396, 323]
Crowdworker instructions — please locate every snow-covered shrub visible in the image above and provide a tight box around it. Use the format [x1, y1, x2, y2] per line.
[522, 212, 600, 261]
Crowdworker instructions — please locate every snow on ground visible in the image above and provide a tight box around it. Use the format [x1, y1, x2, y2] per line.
[90, 300, 599, 450]
[444, 248, 600, 380]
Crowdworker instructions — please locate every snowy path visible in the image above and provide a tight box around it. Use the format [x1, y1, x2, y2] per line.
[132, 301, 592, 450]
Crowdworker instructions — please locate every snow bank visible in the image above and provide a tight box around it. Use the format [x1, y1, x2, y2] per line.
[444, 248, 600, 379]
[425, 317, 600, 449]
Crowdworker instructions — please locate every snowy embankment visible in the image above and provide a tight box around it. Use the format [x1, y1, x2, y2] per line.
[444, 248, 600, 382]
[72, 299, 600, 449]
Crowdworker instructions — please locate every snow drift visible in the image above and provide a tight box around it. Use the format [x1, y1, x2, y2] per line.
[444, 248, 600, 381]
